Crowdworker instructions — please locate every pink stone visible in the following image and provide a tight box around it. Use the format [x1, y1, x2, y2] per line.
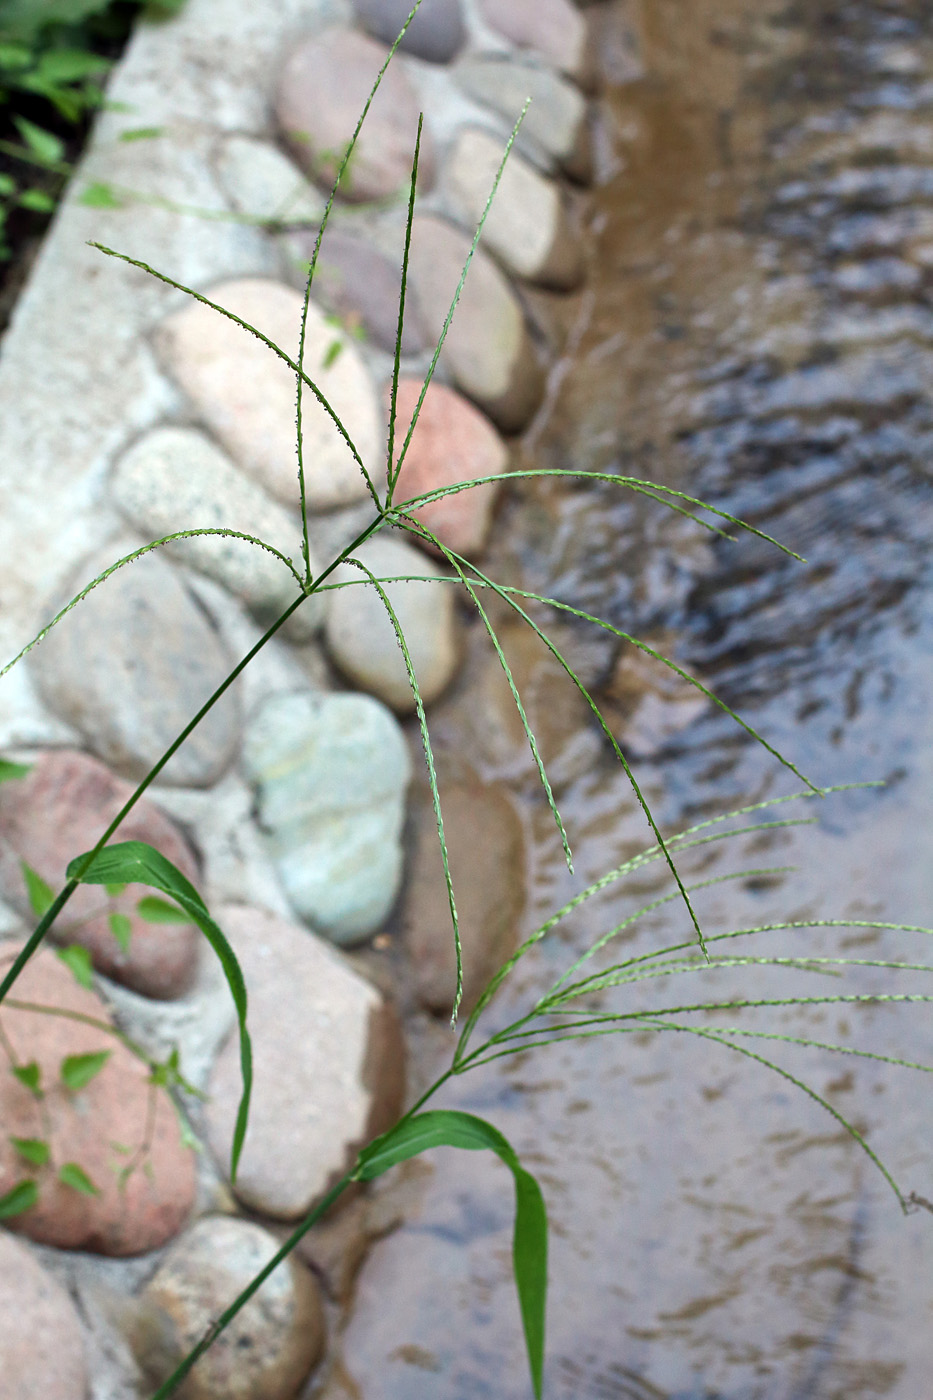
[476, 0, 593, 86]
[0, 1230, 89, 1400]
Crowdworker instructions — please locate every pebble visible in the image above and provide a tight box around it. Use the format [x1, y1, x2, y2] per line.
[403, 779, 525, 1014]
[205, 905, 406, 1217]
[30, 547, 241, 789]
[214, 134, 325, 226]
[111, 426, 323, 641]
[244, 690, 411, 943]
[0, 749, 200, 1000]
[390, 378, 508, 556]
[445, 128, 583, 289]
[276, 28, 435, 204]
[155, 278, 383, 512]
[285, 228, 426, 355]
[138, 1216, 326, 1400]
[325, 533, 461, 713]
[476, 0, 593, 87]
[0, 1230, 89, 1400]
[407, 216, 544, 431]
[0, 944, 196, 1255]
[351, 0, 466, 63]
[454, 57, 592, 181]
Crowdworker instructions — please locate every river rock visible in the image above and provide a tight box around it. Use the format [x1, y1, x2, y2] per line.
[30, 548, 240, 788]
[155, 279, 383, 511]
[352, 0, 465, 62]
[407, 216, 544, 431]
[445, 128, 582, 289]
[0, 749, 200, 999]
[476, 0, 593, 86]
[276, 28, 435, 203]
[244, 690, 411, 943]
[214, 135, 325, 226]
[391, 379, 507, 556]
[205, 905, 406, 1217]
[403, 779, 525, 1014]
[0, 1230, 88, 1400]
[325, 534, 461, 712]
[139, 1216, 325, 1400]
[0, 944, 196, 1254]
[454, 56, 592, 180]
[111, 427, 322, 640]
[285, 228, 425, 355]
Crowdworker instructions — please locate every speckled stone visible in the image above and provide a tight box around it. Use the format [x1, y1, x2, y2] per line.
[214, 134, 325, 226]
[352, 0, 466, 63]
[454, 56, 592, 180]
[276, 28, 435, 203]
[206, 906, 406, 1217]
[285, 228, 426, 355]
[155, 279, 383, 512]
[244, 690, 412, 943]
[0, 1231, 89, 1400]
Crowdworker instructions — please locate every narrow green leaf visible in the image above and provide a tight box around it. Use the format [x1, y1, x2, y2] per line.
[60, 1050, 110, 1091]
[119, 125, 165, 142]
[67, 841, 251, 1182]
[17, 187, 55, 213]
[12, 1061, 41, 1095]
[58, 1162, 101, 1196]
[21, 861, 54, 917]
[108, 911, 132, 953]
[0, 758, 29, 782]
[0, 175, 16, 197]
[322, 338, 343, 368]
[10, 1136, 49, 1167]
[36, 49, 110, 83]
[12, 116, 64, 165]
[0, 1179, 38, 1219]
[56, 944, 94, 989]
[78, 181, 123, 209]
[136, 895, 191, 925]
[356, 1110, 547, 1399]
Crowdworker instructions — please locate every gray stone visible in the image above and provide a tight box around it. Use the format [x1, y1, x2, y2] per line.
[0, 1231, 88, 1400]
[244, 690, 412, 943]
[325, 534, 461, 713]
[477, 0, 593, 86]
[111, 426, 323, 640]
[155, 278, 383, 512]
[352, 0, 466, 63]
[29, 547, 240, 788]
[407, 216, 544, 431]
[140, 1216, 325, 1400]
[214, 134, 325, 226]
[276, 27, 436, 203]
[454, 56, 592, 180]
[284, 228, 426, 354]
[205, 905, 406, 1217]
[445, 127, 583, 289]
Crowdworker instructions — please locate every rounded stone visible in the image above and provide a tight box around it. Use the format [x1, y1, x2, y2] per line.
[0, 749, 200, 1000]
[205, 905, 406, 1218]
[352, 0, 466, 63]
[276, 28, 435, 203]
[476, 0, 592, 86]
[29, 547, 241, 789]
[391, 379, 508, 556]
[111, 426, 322, 640]
[0, 1231, 89, 1400]
[140, 1216, 326, 1400]
[0, 945, 196, 1255]
[407, 216, 544, 431]
[214, 135, 325, 226]
[454, 57, 592, 181]
[243, 690, 412, 943]
[325, 533, 461, 713]
[154, 278, 383, 512]
[446, 128, 583, 289]
[285, 229, 426, 355]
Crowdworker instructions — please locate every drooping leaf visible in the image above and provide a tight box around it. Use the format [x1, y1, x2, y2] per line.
[12, 116, 64, 164]
[56, 944, 94, 989]
[12, 1061, 41, 1095]
[356, 1110, 548, 1399]
[108, 911, 132, 953]
[9, 1136, 49, 1167]
[60, 1050, 110, 1091]
[0, 1179, 38, 1218]
[58, 1161, 100, 1196]
[0, 758, 29, 782]
[21, 861, 54, 917]
[66, 841, 251, 1182]
[136, 894, 191, 925]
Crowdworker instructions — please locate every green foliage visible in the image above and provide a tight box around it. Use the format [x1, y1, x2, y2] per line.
[56, 942, 94, 988]
[21, 860, 54, 916]
[108, 910, 132, 951]
[11, 1060, 41, 1095]
[9, 1135, 49, 1166]
[58, 1160, 100, 1194]
[60, 1048, 109, 1090]
[0, 1178, 38, 1217]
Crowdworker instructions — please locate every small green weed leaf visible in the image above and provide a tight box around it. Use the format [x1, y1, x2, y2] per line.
[109, 1140, 132, 1156]
[36, 49, 110, 83]
[0, 758, 30, 782]
[104, 883, 127, 897]
[0, 174, 16, 197]
[108, 911, 132, 953]
[356, 1110, 547, 1399]
[78, 181, 124, 209]
[136, 895, 190, 925]
[60, 1050, 110, 1091]
[10, 1136, 49, 1167]
[0, 44, 32, 69]
[12, 116, 64, 165]
[17, 188, 56, 213]
[12, 1061, 41, 1095]
[322, 338, 343, 368]
[119, 125, 165, 142]
[56, 944, 94, 989]
[67, 841, 251, 1182]
[0, 1179, 38, 1219]
[21, 861, 54, 917]
[58, 1162, 100, 1196]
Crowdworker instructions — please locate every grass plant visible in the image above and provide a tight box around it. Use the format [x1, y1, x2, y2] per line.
[0, 4, 931, 1397]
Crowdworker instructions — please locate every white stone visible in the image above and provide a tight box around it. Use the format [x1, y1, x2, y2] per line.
[214, 135, 326, 226]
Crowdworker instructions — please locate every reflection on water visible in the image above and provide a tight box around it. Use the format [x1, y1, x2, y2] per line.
[318, 3, 933, 1397]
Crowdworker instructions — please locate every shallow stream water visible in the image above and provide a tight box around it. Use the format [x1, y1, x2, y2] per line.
[321, 3, 933, 1397]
